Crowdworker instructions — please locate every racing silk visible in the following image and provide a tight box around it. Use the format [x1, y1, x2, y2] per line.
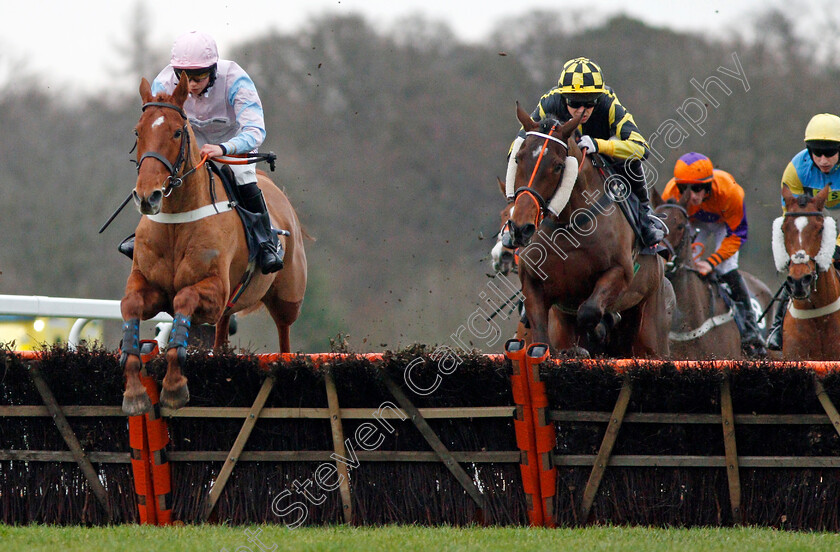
[781, 148, 840, 247]
[513, 85, 649, 161]
[663, 169, 748, 268]
[151, 60, 266, 155]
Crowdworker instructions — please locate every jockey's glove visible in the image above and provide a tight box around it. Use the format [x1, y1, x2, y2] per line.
[577, 135, 597, 153]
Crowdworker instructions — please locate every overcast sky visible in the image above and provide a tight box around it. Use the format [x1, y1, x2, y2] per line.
[0, 0, 806, 96]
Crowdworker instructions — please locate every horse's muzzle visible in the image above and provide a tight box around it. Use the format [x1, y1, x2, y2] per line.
[506, 220, 535, 248]
[787, 273, 814, 300]
[491, 240, 517, 275]
[133, 189, 163, 215]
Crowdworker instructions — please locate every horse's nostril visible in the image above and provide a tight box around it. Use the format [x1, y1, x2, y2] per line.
[521, 224, 536, 241]
[149, 190, 163, 207]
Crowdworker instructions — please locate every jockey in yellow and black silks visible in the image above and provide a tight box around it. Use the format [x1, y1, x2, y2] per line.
[663, 152, 766, 357]
[504, 57, 665, 248]
[766, 113, 840, 351]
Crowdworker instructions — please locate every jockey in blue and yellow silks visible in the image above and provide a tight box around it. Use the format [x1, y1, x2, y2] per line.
[766, 113, 840, 350]
[663, 152, 766, 357]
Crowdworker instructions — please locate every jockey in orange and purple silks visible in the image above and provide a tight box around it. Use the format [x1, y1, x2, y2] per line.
[662, 152, 766, 357]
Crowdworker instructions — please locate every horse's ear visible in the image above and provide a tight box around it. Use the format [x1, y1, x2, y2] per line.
[516, 101, 538, 131]
[815, 184, 831, 211]
[139, 78, 153, 103]
[650, 186, 664, 208]
[559, 110, 582, 139]
[678, 188, 691, 207]
[172, 73, 189, 106]
[781, 183, 795, 208]
[497, 176, 506, 197]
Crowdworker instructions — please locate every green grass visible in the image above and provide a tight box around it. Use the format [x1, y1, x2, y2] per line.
[2, 525, 840, 552]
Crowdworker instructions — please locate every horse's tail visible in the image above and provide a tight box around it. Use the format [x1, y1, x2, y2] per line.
[300, 224, 316, 242]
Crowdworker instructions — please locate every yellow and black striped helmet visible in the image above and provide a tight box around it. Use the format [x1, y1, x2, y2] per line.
[558, 57, 606, 100]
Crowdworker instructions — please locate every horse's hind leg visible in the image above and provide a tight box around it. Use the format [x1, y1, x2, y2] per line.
[214, 314, 231, 349]
[262, 296, 302, 353]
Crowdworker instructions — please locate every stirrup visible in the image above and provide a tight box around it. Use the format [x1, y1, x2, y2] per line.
[259, 241, 285, 274]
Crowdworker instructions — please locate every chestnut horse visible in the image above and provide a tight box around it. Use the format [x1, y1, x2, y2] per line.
[120, 76, 307, 415]
[654, 193, 772, 359]
[773, 185, 840, 360]
[504, 105, 670, 357]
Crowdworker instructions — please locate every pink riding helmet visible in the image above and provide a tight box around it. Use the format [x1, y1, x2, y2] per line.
[170, 30, 219, 69]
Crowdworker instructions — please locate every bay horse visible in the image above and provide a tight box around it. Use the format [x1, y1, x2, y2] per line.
[120, 76, 307, 415]
[773, 184, 840, 360]
[653, 193, 772, 359]
[504, 105, 671, 357]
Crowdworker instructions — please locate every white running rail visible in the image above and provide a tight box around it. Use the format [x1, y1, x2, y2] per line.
[0, 294, 172, 350]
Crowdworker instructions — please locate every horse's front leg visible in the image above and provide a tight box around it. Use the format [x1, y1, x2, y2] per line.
[160, 275, 227, 409]
[521, 279, 551, 347]
[121, 271, 167, 415]
[577, 266, 630, 335]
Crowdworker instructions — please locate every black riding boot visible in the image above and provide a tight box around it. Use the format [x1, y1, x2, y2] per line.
[721, 270, 768, 357]
[623, 159, 666, 248]
[239, 183, 284, 274]
[765, 285, 790, 352]
[118, 234, 135, 260]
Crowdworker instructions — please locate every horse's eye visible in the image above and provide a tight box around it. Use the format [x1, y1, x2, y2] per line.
[553, 162, 565, 174]
[677, 224, 685, 231]
[133, 129, 138, 137]
[174, 129, 182, 139]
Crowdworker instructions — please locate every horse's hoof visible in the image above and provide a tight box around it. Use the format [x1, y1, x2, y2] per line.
[123, 392, 152, 416]
[560, 346, 591, 358]
[160, 384, 190, 410]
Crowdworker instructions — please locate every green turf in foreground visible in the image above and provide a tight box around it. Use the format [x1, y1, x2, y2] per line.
[2, 525, 840, 552]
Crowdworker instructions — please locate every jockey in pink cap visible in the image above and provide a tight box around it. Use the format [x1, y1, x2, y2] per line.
[121, 30, 283, 273]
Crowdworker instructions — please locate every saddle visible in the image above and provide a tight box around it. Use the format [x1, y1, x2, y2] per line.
[209, 163, 261, 264]
[590, 153, 667, 258]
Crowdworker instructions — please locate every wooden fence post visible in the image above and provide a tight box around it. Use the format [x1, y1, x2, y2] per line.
[720, 369, 742, 524]
[202, 374, 276, 521]
[28, 361, 113, 521]
[324, 368, 354, 524]
[580, 375, 632, 523]
[380, 370, 488, 517]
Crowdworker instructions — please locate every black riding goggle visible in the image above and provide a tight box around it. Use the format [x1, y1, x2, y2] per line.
[808, 146, 840, 159]
[566, 98, 598, 109]
[174, 67, 213, 82]
[676, 182, 712, 194]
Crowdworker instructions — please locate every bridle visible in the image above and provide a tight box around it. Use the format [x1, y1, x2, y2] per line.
[780, 210, 828, 294]
[512, 123, 567, 229]
[136, 101, 207, 197]
[655, 202, 697, 277]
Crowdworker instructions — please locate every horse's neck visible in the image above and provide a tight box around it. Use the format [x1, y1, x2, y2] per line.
[802, 269, 840, 308]
[563, 160, 602, 213]
[161, 150, 215, 213]
[671, 266, 719, 322]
